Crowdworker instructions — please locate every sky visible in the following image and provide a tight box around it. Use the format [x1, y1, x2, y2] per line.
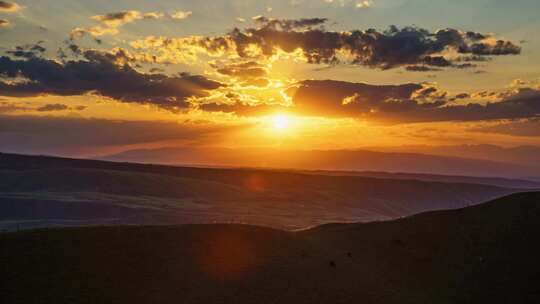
[1, 0, 540, 158]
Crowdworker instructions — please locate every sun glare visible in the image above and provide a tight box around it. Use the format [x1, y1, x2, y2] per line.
[271, 114, 291, 130]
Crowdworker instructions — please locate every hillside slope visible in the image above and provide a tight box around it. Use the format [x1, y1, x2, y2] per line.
[0, 153, 518, 230]
[1, 192, 539, 304]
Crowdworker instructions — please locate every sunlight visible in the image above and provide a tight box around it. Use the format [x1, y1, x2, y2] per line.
[271, 114, 291, 131]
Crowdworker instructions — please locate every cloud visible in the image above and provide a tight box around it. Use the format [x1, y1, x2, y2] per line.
[77, 47, 157, 66]
[71, 10, 192, 39]
[0, 19, 9, 27]
[142, 12, 165, 19]
[200, 79, 540, 124]
[6, 42, 47, 59]
[91, 10, 143, 27]
[0, 53, 223, 110]
[132, 19, 520, 70]
[36, 103, 69, 112]
[211, 61, 270, 87]
[291, 81, 540, 123]
[322, 0, 373, 8]
[70, 26, 118, 39]
[0, 101, 28, 113]
[171, 11, 193, 20]
[405, 65, 441, 72]
[0, 1, 21, 12]
[470, 118, 540, 137]
[35, 103, 86, 112]
[71, 10, 144, 38]
[355, 0, 373, 8]
[252, 16, 328, 31]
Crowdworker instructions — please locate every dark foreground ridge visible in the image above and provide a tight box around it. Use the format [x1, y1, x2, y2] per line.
[2, 192, 539, 304]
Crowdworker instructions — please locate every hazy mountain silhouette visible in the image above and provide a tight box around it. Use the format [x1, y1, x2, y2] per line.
[102, 146, 540, 178]
[372, 144, 540, 167]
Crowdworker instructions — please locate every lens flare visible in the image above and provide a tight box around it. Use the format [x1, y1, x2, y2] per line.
[271, 114, 291, 130]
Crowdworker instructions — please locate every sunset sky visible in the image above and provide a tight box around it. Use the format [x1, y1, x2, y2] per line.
[1, 0, 539, 158]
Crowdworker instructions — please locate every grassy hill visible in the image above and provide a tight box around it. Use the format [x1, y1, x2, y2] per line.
[0, 153, 520, 230]
[1, 192, 539, 304]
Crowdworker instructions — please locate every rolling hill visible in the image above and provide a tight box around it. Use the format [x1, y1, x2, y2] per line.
[0, 153, 521, 231]
[1, 192, 539, 304]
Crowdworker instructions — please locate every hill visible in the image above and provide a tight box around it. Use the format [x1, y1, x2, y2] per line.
[1, 192, 539, 304]
[0, 153, 519, 230]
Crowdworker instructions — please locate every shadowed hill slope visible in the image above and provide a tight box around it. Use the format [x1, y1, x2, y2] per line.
[1, 192, 539, 304]
[0, 153, 519, 230]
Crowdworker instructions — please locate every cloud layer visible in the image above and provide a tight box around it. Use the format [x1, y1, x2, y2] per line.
[133, 18, 521, 70]
[71, 10, 192, 38]
[0, 53, 222, 110]
[201, 79, 540, 124]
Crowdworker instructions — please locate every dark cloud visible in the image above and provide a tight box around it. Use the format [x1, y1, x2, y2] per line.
[0, 101, 86, 113]
[79, 48, 144, 65]
[290, 82, 540, 123]
[36, 103, 69, 112]
[190, 19, 520, 70]
[36, 103, 87, 112]
[0, 54, 223, 110]
[288, 80, 426, 117]
[6, 43, 46, 59]
[252, 16, 328, 31]
[214, 61, 268, 79]
[455, 55, 492, 62]
[35, 103, 88, 112]
[466, 40, 521, 55]
[201, 80, 540, 124]
[405, 65, 440, 72]
[212, 61, 270, 87]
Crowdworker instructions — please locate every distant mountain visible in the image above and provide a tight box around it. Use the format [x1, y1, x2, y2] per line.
[373, 144, 540, 167]
[2, 192, 539, 304]
[0, 153, 519, 231]
[102, 146, 540, 178]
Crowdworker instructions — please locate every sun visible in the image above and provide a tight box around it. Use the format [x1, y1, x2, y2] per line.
[271, 114, 291, 130]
